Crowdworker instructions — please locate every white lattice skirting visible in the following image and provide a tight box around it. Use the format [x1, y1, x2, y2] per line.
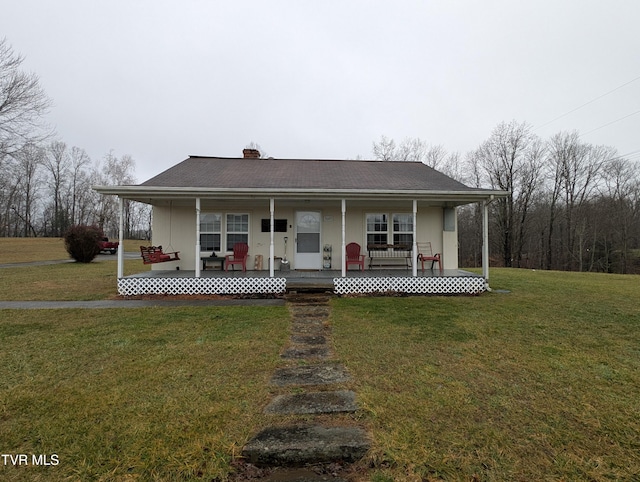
[333, 276, 486, 295]
[118, 277, 287, 296]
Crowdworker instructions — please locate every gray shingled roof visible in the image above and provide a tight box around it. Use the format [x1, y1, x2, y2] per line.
[141, 156, 477, 192]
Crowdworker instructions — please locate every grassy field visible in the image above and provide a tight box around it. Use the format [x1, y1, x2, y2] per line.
[0, 237, 144, 264]
[0, 237, 149, 300]
[0, 260, 147, 301]
[1, 238, 640, 480]
[332, 269, 640, 481]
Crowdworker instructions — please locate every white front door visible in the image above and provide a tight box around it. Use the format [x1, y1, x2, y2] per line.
[295, 211, 322, 269]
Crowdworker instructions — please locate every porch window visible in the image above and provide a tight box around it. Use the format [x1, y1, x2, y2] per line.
[226, 213, 249, 248]
[393, 213, 413, 249]
[366, 213, 413, 248]
[200, 213, 221, 252]
[366, 213, 388, 245]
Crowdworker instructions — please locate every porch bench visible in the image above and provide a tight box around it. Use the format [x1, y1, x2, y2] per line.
[140, 245, 180, 264]
[367, 244, 412, 269]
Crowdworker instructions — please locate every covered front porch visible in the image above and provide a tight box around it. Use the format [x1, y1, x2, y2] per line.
[107, 194, 496, 296]
[118, 267, 486, 296]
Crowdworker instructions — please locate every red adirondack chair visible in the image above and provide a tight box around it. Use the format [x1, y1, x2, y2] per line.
[345, 242, 366, 271]
[417, 242, 441, 271]
[225, 242, 249, 272]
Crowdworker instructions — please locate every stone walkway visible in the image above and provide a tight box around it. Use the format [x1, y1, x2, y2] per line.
[241, 294, 370, 481]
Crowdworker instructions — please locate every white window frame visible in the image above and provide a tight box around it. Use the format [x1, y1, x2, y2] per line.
[366, 212, 413, 248]
[366, 213, 388, 246]
[392, 213, 413, 248]
[225, 213, 249, 251]
[200, 212, 250, 253]
[200, 213, 222, 252]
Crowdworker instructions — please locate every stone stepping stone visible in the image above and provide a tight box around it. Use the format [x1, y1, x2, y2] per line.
[271, 364, 351, 387]
[281, 345, 330, 360]
[287, 304, 332, 311]
[291, 326, 326, 337]
[289, 304, 330, 313]
[242, 425, 370, 467]
[264, 390, 357, 415]
[291, 324, 328, 337]
[290, 334, 327, 345]
[290, 310, 330, 323]
[291, 319, 326, 330]
[291, 315, 327, 322]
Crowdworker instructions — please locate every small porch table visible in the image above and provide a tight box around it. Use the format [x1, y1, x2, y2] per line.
[201, 255, 226, 270]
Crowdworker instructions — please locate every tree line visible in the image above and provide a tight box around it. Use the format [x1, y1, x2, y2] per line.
[0, 142, 150, 239]
[373, 124, 640, 274]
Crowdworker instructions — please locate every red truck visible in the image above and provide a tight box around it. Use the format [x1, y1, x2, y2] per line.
[99, 237, 119, 254]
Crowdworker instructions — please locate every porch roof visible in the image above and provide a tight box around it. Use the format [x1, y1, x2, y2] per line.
[94, 156, 507, 205]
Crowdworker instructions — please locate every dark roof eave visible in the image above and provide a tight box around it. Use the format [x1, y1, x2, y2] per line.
[93, 185, 508, 202]
[93, 186, 508, 200]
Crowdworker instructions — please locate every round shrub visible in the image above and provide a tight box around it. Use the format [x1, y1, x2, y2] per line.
[64, 225, 102, 263]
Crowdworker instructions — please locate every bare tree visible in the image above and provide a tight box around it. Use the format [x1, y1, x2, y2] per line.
[44, 141, 71, 236]
[546, 132, 612, 270]
[514, 137, 546, 267]
[0, 156, 21, 236]
[372, 135, 397, 161]
[543, 132, 571, 269]
[597, 156, 640, 273]
[440, 151, 466, 182]
[470, 120, 543, 267]
[372, 135, 455, 172]
[0, 38, 51, 158]
[92, 151, 142, 237]
[396, 138, 428, 163]
[14, 144, 44, 236]
[69, 146, 91, 225]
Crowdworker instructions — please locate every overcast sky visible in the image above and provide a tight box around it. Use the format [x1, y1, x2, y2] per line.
[4, 0, 640, 181]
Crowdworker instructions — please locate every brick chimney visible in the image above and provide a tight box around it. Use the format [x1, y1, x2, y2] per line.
[242, 148, 261, 159]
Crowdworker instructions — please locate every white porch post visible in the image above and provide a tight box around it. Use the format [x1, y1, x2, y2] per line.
[195, 198, 201, 278]
[269, 198, 275, 277]
[412, 199, 418, 277]
[117, 196, 124, 279]
[341, 199, 346, 277]
[482, 199, 490, 289]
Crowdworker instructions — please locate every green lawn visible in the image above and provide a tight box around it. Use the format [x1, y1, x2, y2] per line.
[0, 237, 149, 301]
[2, 238, 640, 480]
[0, 307, 289, 481]
[0, 260, 147, 301]
[332, 269, 640, 481]
[0, 237, 144, 264]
